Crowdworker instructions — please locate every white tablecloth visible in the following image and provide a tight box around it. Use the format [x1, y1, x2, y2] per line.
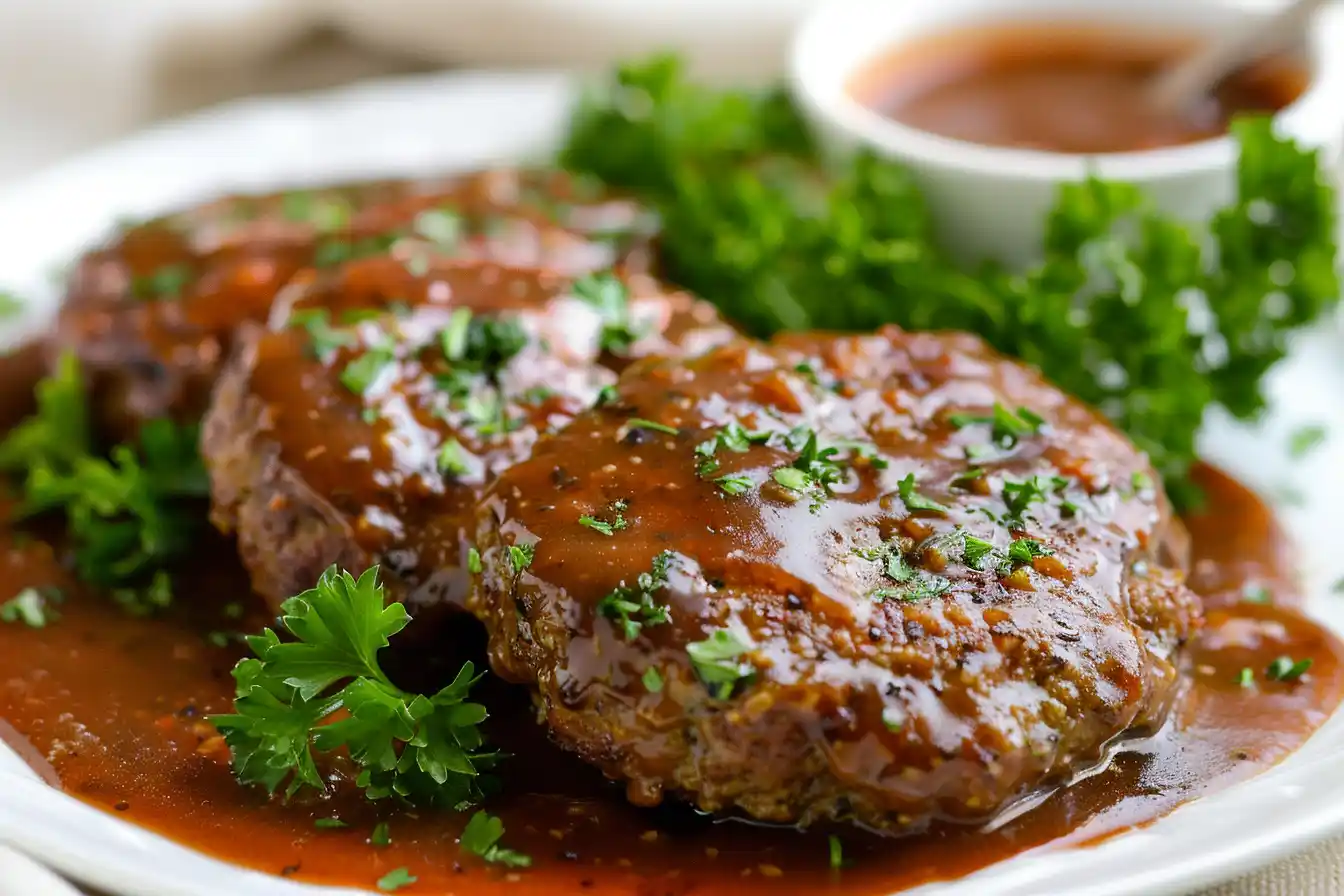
[0, 1, 1337, 893]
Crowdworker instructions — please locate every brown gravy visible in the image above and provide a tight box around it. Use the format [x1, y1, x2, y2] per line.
[0, 367, 1340, 894]
[850, 23, 1310, 154]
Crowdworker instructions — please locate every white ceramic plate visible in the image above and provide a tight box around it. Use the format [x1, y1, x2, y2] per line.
[1, 70, 1343, 896]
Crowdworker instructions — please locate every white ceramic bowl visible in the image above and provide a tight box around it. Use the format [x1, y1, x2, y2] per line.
[790, 0, 1344, 265]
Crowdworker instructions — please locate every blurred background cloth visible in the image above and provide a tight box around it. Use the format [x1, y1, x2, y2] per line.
[0, 0, 810, 186]
[0, 0, 1342, 894]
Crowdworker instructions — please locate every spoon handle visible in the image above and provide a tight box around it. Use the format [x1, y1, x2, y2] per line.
[1148, 0, 1327, 115]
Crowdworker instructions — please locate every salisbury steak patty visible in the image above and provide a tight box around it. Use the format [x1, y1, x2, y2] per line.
[468, 329, 1202, 831]
[203, 256, 732, 614]
[57, 169, 656, 439]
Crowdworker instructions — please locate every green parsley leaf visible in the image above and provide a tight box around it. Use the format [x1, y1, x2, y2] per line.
[508, 544, 536, 575]
[686, 626, 754, 700]
[437, 439, 472, 478]
[642, 666, 664, 693]
[1288, 424, 1327, 459]
[467, 547, 482, 574]
[130, 263, 193, 300]
[572, 271, 645, 354]
[370, 821, 392, 848]
[440, 312, 528, 378]
[0, 356, 208, 608]
[897, 473, 948, 515]
[314, 817, 347, 829]
[716, 474, 755, 495]
[460, 811, 532, 868]
[1238, 667, 1256, 688]
[413, 207, 464, 249]
[626, 417, 679, 436]
[829, 835, 847, 870]
[340, 349, 393, 396]
[0, 587, 59, 628]
[289, 308, 355, 361]
[210, 566, 495, 806]
[594, 385, 620, 407]
[376, 867, 417, 892]
[597, 551, 675, 640]
[1266, 656, 1312, 682]
[961, 534, 999, 571]
[1001, 475, 1068, 528]
[1007, 538, 1053, 565]
[950, 404, 1044, 451]
[281, 191, 352, 233]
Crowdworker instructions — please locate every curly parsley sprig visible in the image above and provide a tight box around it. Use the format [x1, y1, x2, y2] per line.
[0, 353, 208, 611]
[211, 566, 496, 807]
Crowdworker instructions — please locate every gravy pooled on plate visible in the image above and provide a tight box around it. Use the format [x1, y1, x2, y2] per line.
[850, 23, 1309, 154]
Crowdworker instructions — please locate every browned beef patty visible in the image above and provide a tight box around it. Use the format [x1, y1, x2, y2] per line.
[56, 169, 657, 439]
[467, 328, 1202, 832]
[203, 256, 732, 614]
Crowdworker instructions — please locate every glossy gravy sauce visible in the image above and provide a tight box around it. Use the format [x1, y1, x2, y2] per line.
[850, 24, 1310, 154]
[0, 380, 1341, 894]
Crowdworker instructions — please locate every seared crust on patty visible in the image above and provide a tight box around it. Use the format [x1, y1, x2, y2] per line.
[57, 169, 657, 439]
[468, 328, 1202, 832]
[203, 257, 733, 614]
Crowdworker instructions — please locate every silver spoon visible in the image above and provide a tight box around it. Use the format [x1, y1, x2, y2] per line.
[1148, 0, 1326, 115]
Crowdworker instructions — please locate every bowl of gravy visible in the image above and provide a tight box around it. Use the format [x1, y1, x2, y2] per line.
[791, 0, 1344, 265]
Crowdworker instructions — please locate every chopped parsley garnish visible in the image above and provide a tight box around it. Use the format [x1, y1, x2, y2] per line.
[314, 817, 347, 829]
[508, 544, 536, 575]
[642, 666, 665, 693]
[460, 811, 532, 868]
[597, 551, 675, 640]
[962, 534, 998, 570]
[437, 439, 472, 478]
[870, 574, 949, 602]
[1266, 656, 1312, 682]
[627, 417, 679, 436]
[1288, 424, 1327, 459]
[686, 626, 754, 700]
[289, 308, 356, 361]
[695, 421, 772, 476]
[769, 427, 850, 511]
[0, 587, 59, 628]
[413, 206, 464, 249]
[594, 385, 619, 407]
[829, 835, 845, 870]
[949, 403, 1044, 451]
[439, 310, 529, 378]
[376, 867, 417, 892]
[1129, 471, 1155, 499]
[897, 473, 949, 515]
[573, 271, 645, 354]
[370, 821, 391, 847]
[210, 566, 495, 805]
[1001, 475, 1069, 528]
[0, 355, 208, 609]
[715, 474, 755, 496]
[579, 502, 629, 536]
[340, 350, 393, 396]
[1007, 537, 1053, 565]
[1238, 667, 1255, 688]
[130, 263, 193, 300]
[467, 547, 482, 574]
[280, 191, 352, 232]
